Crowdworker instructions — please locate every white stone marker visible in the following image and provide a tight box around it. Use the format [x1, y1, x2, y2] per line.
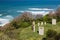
[38, 22, 40, 27]
[39, 27, 44, 35]
[44, 22, 46, 25]
[41, 22, 43, 25]
[52, 19, 56, 25]
[32, 21, 35, 32]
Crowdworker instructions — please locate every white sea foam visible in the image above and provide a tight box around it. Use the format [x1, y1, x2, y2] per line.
[28, 8, 54, 10]
[0, 15, 13, 26]
[17, 8, 53, 16]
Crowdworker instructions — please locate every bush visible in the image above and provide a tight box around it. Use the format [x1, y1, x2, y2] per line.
[11, 21, 19, 29]
[42, 38, 47, 40]
[42, 30, 58, 40]
[46, 29, 57, 38]
[19, 22, 31, 28]
[55, 33, 60, 40]
[6, 31, 17, 39]
[43, 14, 52, 23]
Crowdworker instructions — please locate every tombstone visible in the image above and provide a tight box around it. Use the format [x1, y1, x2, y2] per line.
[44, 22, 46, 25]
[39, 27, 44, 35]
[41, 22, 43, 25]
[32, 21, 35, 25]
[52, 19, 56, 25]
[32, 21, 35, 32]
[38, 22, 40, 27]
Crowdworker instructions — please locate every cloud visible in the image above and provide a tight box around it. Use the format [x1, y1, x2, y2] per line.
[28, 8, 54, 10]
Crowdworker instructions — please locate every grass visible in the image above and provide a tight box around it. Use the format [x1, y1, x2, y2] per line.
[18, 23, 60, 40]
[0, 23, 60, 40]
[18, 26, 44, 40]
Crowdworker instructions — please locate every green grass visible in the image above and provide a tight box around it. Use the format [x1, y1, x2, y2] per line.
[19, 24, 60, 40]
[0, 23, 60, 40]
[18, 26, 44, 40]
[17, 23, 60, 40]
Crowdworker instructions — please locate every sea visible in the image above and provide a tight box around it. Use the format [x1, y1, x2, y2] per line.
[0, 1, 60, 26]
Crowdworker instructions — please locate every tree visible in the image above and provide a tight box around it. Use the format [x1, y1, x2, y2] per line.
[35, 14, 43, 22]
[43, 14, 52, 23]
[55, 6, 60, 22]
[48, 11, 56, 19]
[20, 12, 33, 22]
[35, 14, 43, 19]
[43, 11, 57, 23]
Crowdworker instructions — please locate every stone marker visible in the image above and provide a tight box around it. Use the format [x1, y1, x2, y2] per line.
[52, 19, 56, 25]
[38, 22, 40, 27]
[32, 21, 35, 32]
[44, 22, 46, 25]
[41, 22, 43, 25]
[39, 27, 44, 35]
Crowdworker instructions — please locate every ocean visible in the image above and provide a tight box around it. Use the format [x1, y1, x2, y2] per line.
[0, 1, 60, 26]
[0, 1, 59, 17]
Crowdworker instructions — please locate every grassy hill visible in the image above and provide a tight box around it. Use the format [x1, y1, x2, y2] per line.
[0, 22, 60, 40]
[18, 23, 60, 40]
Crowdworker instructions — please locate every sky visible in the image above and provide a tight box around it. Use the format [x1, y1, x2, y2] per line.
[0, 0, 60, 26]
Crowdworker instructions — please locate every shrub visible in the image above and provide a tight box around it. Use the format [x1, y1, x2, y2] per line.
[46, 29, 57, 38]
[43, 14, 52, 23]
[10, 21, 21, 29]
[42, 38, 47, 40]
[42, 30, 58, 40]
[19, 22, 31, 28]
[4, 30, 19, 40]
[55, 33, 60, 40]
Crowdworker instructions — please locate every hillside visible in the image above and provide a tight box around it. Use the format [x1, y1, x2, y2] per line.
[0, 22, 60, 40]
[0, 9, 60, 40]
